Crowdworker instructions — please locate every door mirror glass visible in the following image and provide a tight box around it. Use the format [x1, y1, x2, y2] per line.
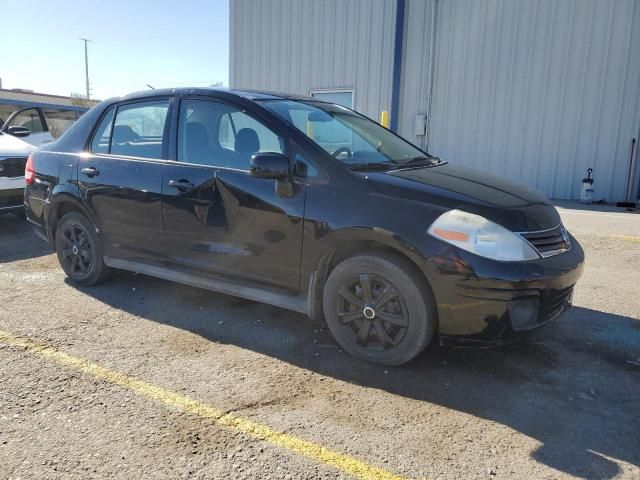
[250, 153, 290, 179]
[6, 126, 31, 137]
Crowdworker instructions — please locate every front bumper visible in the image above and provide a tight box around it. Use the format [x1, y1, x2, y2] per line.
[426, 233, 585, 342]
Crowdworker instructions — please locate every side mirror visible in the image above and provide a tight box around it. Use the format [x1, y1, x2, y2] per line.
[250, 153, 290, 180]
[7, 126, 31, 138]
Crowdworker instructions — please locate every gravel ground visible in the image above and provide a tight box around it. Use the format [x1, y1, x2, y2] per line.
[0, 204, 638, 480]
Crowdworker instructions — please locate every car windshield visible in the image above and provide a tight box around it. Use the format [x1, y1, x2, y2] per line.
[260, 99, 436, 166]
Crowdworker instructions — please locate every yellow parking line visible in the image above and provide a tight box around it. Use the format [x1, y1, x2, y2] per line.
[0, 329, 411, 480]
[609, 234, 640, 244]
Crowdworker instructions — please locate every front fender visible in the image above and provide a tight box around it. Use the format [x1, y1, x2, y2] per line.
[300, 223, 439, 322]
[308, 225, 427, 268]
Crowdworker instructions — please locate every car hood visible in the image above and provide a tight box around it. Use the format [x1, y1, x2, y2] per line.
[365, 163, 561, 231]
[0, 133, 36, 157]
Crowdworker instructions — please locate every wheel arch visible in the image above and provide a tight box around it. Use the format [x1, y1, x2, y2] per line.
[306, 229, 437, 325]
[45, 193, 99, 242]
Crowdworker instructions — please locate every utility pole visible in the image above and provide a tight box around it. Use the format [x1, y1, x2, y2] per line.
[79, 38, 93, 99]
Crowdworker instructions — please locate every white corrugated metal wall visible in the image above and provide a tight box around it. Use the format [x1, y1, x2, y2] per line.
[402, 0, 640, 201]
[230, 0, 640, 200]
[230, 0, 396, 122]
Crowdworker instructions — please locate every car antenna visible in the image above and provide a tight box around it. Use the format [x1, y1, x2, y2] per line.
[146, 84, 155, 90]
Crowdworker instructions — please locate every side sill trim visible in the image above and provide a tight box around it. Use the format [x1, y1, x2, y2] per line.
[103, 256, 309, 315]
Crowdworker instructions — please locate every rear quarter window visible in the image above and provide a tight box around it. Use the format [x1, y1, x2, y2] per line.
[90, 108, 115, 154]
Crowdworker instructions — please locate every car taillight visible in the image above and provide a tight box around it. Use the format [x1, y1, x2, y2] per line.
[25, 154, 35, 185]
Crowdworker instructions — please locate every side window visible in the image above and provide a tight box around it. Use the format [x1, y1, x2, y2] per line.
[227, 111, 284, 157]
[110, 100, 169, 159]
[178, 99, 284, 170]
[9, 108, 44, 133]
[90, 107, 115, 153]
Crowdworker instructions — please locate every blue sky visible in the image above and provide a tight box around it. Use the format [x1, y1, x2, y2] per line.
[0, 0, 229, 100]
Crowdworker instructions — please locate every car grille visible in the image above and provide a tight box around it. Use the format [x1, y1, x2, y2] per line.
[539, 286, 574, 323]
[0, 157, 27, 178]
[519, 224, 571, 258]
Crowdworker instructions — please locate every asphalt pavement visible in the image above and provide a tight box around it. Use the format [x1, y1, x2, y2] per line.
[0, 203, 638, 480]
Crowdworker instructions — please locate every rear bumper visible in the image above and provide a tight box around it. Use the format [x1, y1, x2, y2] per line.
[426, 233, 585, 342]
[24, 196, 50, 243]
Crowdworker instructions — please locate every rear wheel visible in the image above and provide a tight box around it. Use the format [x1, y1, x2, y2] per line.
[55, 212, 110, 285]
[322, 252, 436, 366]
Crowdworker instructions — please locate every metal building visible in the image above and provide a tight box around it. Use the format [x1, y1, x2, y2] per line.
[230, 0, 640, 202]
[0, 88, 95, 127]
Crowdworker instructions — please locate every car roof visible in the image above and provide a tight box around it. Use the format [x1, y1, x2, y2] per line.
[111, 87, 324, 104]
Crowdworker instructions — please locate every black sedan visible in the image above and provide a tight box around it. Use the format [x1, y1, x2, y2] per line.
[24, 88, 584, 365]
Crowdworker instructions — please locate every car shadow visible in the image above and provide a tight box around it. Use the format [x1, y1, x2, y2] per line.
[68, 269, 640, 480]
[0, 215, 52, 262]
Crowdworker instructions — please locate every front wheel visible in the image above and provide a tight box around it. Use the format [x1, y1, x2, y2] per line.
[55, 212, 110, 286]
[322, 252, 437, 366]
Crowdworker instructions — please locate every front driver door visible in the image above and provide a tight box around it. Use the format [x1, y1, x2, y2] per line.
[161, 97, 306, 291]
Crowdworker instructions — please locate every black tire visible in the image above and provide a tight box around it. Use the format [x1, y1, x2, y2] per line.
[323, 252, 437, 366]
[55, 212, 110, 286]
[15, 208, 26, 220]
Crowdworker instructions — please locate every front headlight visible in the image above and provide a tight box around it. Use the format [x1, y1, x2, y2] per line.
[427, 209, 539, 261]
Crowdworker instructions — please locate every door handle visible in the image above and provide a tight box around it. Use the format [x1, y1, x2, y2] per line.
[168, 179, 195, 192]
[81, 167, 99, 177]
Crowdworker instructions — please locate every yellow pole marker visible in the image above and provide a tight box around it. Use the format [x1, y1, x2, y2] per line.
[380, 111, 390, 129]
[0, 329, 413, 480]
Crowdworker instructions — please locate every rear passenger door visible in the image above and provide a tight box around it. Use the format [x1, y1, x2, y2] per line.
[161, 97, 306, 291]
[79, 98, 171, 264]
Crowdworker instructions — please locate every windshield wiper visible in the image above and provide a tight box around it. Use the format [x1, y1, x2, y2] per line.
[349, 162, 394, 171]
[399, 156, 443, 167]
